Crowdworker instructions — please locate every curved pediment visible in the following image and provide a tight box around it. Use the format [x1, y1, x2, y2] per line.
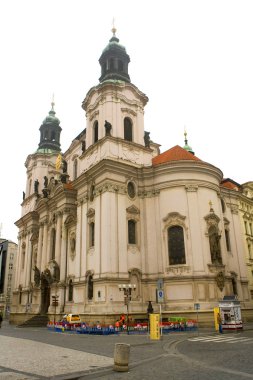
[126, 205, 140, 214]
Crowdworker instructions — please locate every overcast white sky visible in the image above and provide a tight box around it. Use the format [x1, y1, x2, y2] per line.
[0, 0, 253, 242]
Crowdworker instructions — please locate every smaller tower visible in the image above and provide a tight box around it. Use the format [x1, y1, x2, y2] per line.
[38, 101, 62, 152]
[183, 130, 195, 155]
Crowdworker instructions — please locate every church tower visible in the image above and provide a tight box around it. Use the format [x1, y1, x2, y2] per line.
[21, 101, 63, 216]
[81, 27, 157, 163]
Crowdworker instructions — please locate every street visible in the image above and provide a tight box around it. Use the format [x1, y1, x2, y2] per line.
[0, 321, 253, 379]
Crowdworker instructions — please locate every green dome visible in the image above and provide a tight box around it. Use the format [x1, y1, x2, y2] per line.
[42, 107, 60, 125]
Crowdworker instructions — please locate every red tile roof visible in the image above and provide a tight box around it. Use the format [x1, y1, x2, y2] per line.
[152, 145, 202, 166]
[220, 179, 240, 191]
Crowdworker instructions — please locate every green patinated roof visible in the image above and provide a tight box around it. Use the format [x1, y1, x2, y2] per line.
[102, 40, 126, 53]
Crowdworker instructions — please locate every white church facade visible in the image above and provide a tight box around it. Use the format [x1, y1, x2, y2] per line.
[11, 29, 253, 325]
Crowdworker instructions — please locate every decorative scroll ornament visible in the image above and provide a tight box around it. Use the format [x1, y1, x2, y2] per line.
[216, 271, 225, 291]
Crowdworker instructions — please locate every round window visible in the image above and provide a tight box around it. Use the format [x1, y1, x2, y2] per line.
[127, 182, 136, 199]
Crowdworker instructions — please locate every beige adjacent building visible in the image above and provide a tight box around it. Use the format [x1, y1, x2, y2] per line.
[11, 30, 253, 325]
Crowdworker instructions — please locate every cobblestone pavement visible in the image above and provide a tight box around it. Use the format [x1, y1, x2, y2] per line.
[0, 321, 253, 379]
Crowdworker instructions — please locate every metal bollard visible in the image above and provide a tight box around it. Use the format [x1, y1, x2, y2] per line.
[113, 343, 130, 372]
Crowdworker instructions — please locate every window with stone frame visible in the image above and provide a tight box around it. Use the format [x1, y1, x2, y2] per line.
[168, 225, 186, 265]
[51, 228, 56, 260]
[124, 117, 133, 141]
[68, 279, 73, 302]
[225, 229, 231, 251]
[93, 121, 98, 143]
[128, 219, 136, 244]
[73, 159, 78, 180]
[126, 205, 140, 249]
[89, 222, 95, 247]
[87, 274, 93, 300]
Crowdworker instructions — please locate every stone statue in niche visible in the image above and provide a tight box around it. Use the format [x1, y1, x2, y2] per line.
[104, 120, 112, 136]
[52, 261, 60, 282]
[22, 191, 25, 200]
[144, 131, 150, 147]
[81, 141, 86, 152]
[210, 232, 222, 264]
[33, 266, 41, 287]
[34, 179, 39, 194]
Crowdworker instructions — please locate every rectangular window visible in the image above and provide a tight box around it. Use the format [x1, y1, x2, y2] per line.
[225, 230, 231, 251]
[168, 226, 186, 265]
[128, 220, 136, 244]
[89, 222, 95, 247]
[244, 221, 248, 234]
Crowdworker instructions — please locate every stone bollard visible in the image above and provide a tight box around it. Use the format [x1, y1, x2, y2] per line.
[113, 343, 130, 372]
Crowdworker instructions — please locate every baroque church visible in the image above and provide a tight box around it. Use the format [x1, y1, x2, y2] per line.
[11, 28, 253, 325]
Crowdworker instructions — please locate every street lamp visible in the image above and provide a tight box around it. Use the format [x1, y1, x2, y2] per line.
[118, 284, 136, 334]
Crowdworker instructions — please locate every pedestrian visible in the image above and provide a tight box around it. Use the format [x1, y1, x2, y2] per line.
[0, 312, 3, 328]
[217, 313, 223, 334]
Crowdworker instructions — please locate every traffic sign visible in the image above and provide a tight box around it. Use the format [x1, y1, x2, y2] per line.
[156, 289, 164, 303]
[157, 279, 163, 290]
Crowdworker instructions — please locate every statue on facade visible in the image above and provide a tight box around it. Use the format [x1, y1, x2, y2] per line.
[34, 179, 39, 194]
[81, 140, 86, 153]
[22, 191, 25, 200]
[44, 176, 48, 188]
[104, 120, 112, 136]
[42, 188, 48, 198]
[51, 261, 60, 282]
[144, 131, 150, 148]
[210, 233, 222, 264]
[33, 266, 41, 287]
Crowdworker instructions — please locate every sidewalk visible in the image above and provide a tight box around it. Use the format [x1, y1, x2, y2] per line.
[0, 321, 252, 380]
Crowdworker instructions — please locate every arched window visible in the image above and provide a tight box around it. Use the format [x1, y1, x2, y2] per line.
[225, 229, 231, 251]
[51, 131, 56, 141]
[51, 228, 56, 260]
[21, 250, 25, 270]
[209, 226, 222, 264]
[124, 117, 133, 141]
[73, 159, 78, 180]
[232, 278, 238, 295]
[118, 60, 123, 71]
[68, 280, 73, 301]
[89, 222, 95, 247]
[168, 226, 186, 265]
[221, 199, 226, 213]
[109, 58, 114, 70]
[93, 121, 98, 143]
[128, 219, 136, 244]
[29, 179, 32, 195]
[88, 275, 93, 300]
[19, 287, 22, 304]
